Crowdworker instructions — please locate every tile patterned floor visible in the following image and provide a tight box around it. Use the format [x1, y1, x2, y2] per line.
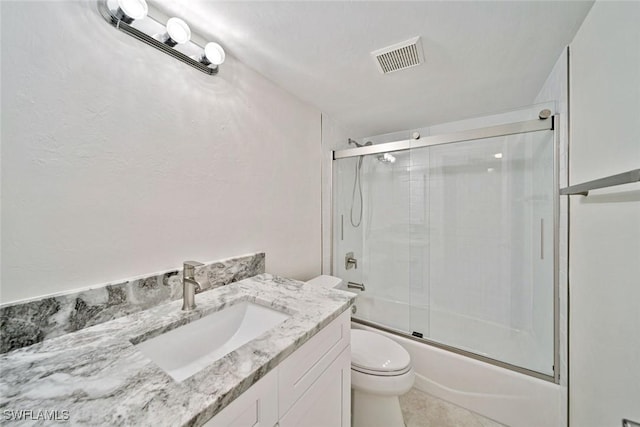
[399, 388, 506, 427]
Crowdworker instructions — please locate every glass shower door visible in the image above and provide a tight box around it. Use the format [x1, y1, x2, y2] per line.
[410, 130, 555, 375]
[333, 150, 411, 333]
[332, 118, 557, 378]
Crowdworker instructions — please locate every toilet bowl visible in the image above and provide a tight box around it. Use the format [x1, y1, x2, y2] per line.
[306, 275, 415, 427]
[351, 329, 415, 427]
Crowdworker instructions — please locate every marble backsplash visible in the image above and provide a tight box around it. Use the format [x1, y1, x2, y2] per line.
[0, 252, 265, 354]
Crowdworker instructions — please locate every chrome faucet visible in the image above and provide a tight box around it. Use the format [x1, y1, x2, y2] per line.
[182, 261, 204, 311]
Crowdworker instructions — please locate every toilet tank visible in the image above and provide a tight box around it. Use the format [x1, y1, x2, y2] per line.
[305, 275, 343, 289]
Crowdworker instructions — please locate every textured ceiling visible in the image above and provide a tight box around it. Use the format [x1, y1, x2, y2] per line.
[155, 1, 594, 137]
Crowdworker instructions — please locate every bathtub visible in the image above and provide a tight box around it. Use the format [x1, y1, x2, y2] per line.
[352, 319, 562, 427]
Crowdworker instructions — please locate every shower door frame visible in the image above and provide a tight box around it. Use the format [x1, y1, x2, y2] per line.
[330, 115, 561, 383]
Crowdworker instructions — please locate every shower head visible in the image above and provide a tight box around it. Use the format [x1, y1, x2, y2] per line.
[377, 153, 396, 163]
[348, 139, 373, 148]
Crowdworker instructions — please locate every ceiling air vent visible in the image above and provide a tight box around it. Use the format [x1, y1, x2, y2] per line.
[371, 36, 424, 74]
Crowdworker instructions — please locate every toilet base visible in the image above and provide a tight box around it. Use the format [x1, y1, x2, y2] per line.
[352, 389, 406, 427]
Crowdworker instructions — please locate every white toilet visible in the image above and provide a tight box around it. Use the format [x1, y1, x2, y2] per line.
[306, 275, 415, 427]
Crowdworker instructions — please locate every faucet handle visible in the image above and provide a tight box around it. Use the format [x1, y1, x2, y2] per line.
[183, 260, 204, 277]
[345, 252, 358, 270]
[184, 260, 204, 268]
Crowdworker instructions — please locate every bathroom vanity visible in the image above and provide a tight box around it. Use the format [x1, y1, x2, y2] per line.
[0, 274, 355, 426]
[206, 310, 351, 427]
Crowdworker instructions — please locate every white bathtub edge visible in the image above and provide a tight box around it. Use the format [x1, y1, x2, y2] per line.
[352, 322, 562, 427]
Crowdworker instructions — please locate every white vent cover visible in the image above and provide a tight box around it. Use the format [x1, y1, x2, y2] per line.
[371, 36, 424, 74]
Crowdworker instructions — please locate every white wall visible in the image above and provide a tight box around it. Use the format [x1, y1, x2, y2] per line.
[0, 1, 321, 303]
[568, 1, 640, 426]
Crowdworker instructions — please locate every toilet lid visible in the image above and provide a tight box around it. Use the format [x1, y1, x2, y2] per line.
[351, 330, 411, 374]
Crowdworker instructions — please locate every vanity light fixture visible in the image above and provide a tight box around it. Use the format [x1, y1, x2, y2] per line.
[200, 42, 226, 66]
[115, 0, 148, 23]
[98, 0, 224, 76]
[163, 17, 191, 46]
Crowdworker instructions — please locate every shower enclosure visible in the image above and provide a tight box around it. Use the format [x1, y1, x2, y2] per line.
[332, 116, 559, 381]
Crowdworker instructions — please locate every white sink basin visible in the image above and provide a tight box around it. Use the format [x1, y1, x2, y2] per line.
[134, 301, 290, 382]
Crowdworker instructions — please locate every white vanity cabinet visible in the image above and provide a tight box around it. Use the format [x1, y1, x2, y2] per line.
[278, 347, 350, 427]
[203, 368, 279, 427]
[278, 309, 351, 427]
[203, 309, 351, 427]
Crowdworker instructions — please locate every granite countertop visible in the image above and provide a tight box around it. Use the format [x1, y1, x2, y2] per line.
[0, 274, 355, 426]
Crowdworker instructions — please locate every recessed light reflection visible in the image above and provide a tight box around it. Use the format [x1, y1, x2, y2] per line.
[487, 168, 495, 173]
[494, 153, 503, 159]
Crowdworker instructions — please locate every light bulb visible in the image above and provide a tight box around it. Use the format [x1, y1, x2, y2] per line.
[203, 42, 226, 66]
[116, 0, 148, 23]
[165, 18, 191, 45]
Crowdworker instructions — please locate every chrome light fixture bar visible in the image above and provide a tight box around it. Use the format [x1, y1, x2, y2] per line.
[98, 0, 223, 76]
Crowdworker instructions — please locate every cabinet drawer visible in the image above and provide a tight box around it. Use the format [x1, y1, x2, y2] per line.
[278, 310, 350, 415]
